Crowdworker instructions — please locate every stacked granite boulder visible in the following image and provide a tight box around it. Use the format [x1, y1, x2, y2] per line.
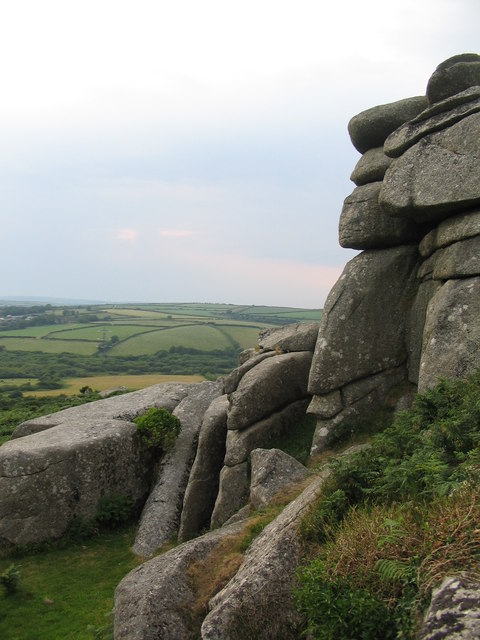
[180, 321, 319, 538]
[308, 53, 480, 454]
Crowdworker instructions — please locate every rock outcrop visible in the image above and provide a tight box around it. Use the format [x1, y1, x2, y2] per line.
[308, 53, 480, 452]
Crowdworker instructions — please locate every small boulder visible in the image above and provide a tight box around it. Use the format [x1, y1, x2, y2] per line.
[256, 322, 320, 353]
[249, 448, 309, 510]
[348, 96, 427, 154]
[350, 146, 393, 186]
[339, 182, 422, 249]
[426, 53, 480, 104]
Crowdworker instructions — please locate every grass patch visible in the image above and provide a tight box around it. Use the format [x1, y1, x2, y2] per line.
[0, 526, 141, 640]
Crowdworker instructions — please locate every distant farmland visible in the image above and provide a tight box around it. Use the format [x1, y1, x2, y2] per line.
[0, 302, 322, 394]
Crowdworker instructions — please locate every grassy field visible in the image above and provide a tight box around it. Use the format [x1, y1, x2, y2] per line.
[0, 302, 322, 385]
[0, 527, 141, 640]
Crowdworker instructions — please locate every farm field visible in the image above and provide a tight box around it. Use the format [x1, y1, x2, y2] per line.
[0, 302, 323, 390]
[30, 374, 205, 397]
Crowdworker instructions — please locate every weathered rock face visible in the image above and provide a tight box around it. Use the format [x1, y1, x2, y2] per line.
[308, 53, 480, 453]
[178, 395, 229, 543]
[308, 246, 418, 394]
[227, 351, 313, 431]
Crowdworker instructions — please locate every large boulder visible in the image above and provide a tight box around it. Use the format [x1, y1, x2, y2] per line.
[308, 246, 419, 395]
[0, 419, 151, 548]
[114, 520, 245, 640]
[227, 351, 312, 431]
[380, 112, 480, 223]
[133, 381, 223, 556]
[418, 277, 480, 392]
[0, 382, 197, 548]
[347, 96, 427, 153]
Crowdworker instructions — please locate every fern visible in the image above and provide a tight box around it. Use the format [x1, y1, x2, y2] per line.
[375, 558, 415, 585]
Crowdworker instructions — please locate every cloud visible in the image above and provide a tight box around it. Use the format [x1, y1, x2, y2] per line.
[116, 228, 138, 241]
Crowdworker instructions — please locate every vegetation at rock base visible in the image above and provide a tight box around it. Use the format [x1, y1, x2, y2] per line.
[296, 369, 480, 639]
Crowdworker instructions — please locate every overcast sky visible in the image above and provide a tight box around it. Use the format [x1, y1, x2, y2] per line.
[1, 0, 478, 307]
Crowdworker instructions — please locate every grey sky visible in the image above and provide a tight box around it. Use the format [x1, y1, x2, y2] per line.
[1, 0, 479, 307]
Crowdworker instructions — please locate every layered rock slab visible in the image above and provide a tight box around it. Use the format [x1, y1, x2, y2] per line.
[227, 351, 312, 431]
[178, 394, 229, 542]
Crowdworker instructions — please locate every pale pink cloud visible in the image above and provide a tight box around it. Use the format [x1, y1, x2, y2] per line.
[116, 228, 138, 241]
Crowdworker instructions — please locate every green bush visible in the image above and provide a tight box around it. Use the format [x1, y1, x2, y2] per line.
[295, 559, 395, 640]
[134, 407, 181, 452]
[0, 564, 21, 595]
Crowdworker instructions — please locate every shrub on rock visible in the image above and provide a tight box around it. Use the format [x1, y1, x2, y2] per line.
[134, 407, 181, 452]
